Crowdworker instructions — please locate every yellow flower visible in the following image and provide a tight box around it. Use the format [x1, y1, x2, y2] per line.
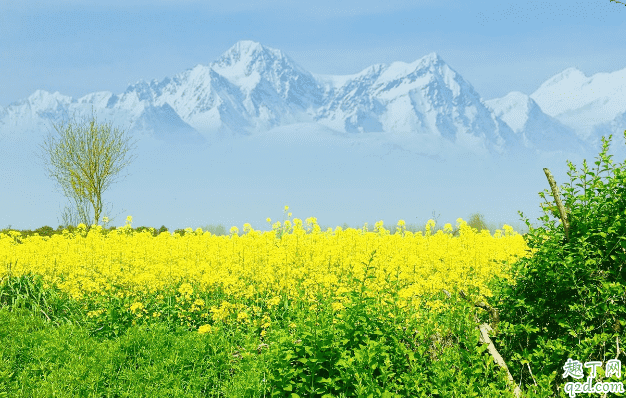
[211, 301, 233, 322]
[198, 324, 212, 334]
[87, 309, 105, 318]
[425, 219, 436, 234]
[178, 283, 193, 296]
[237, 311, 250, 322]
[243, 223, 253, 234]
[194, 298, 205, 307]
[130, 301, 144, 312]
[267, 296, 281, 308]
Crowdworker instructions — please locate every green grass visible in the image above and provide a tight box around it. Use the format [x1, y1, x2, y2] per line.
[0, 307, 266, 397]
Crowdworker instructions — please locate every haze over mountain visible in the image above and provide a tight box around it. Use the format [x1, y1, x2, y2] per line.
[1, 40, 625, 232]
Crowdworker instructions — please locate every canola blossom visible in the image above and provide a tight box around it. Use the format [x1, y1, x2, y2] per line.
[0, 216, 533, 331]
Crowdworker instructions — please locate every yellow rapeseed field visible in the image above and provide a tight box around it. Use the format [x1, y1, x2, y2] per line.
[0, 211, 533, 332]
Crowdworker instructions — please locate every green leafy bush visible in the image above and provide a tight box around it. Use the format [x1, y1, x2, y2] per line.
[467, 213, 489, 234]
[489, 131, 626, 396]
[32, 226, 55, 238]
[263, 251, 518, 397]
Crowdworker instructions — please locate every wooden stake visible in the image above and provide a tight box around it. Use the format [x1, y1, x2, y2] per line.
[442, 289, 521, 397]
[543, 168, 571, 243]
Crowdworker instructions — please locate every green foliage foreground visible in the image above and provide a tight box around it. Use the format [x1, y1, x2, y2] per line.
[489, 131, 626, 397]
[0, 270, 517, 398]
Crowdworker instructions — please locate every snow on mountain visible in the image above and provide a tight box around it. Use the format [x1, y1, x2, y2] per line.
[0, 90, 73, 140]
[152, 65, 254, 138]
[2, 39, 616, 161]
[485, 91, 588, 155]
[585, 109, 626, 158]
[127, 40, 326, 138]
[530, 66, 626, 140]
[313, 52, 526, 157]
[210, 40, 325, 111]
[132, 103, 205, 145]
[0, 84, 207, 145]
[77, 91, 117, 108]
[313, 63, 388, 133]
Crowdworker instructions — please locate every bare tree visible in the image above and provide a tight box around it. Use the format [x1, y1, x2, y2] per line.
[34, 107, 139, 230]
[57, 183, 98, 230]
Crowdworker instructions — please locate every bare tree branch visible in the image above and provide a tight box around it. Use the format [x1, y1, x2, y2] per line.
[34, 106, 139, 230]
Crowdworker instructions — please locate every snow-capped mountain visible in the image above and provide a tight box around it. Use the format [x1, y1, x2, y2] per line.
[484, 91, 589, 155]
[312, 52, 527, 157]
[2, 40, 624, 161]
[0, 88, 205, 145]
[479, 65, 626, 159]
[529, 66, 626, 142]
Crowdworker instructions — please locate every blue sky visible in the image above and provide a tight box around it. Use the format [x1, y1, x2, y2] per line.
[1, 0, 625, 107]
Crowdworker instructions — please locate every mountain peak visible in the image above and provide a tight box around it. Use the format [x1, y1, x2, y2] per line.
[531, 65, 626, 133]
[28, 89, 66, 101]
[485, 91, 535, 132]
[25, 89, 72, 111]
[231, 40, 264, 53]
[379, 52, 448, 82]
[421, 52, 444, 64]
[208, 40, 318, 109]
[212, 40, 282, 72]
[539, 67, 587, 90]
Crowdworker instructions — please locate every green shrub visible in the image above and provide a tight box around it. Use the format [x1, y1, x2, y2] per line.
[33, 226, 55, 238]
[489, 130, 626, 396]
[467, 213, 489, 234]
